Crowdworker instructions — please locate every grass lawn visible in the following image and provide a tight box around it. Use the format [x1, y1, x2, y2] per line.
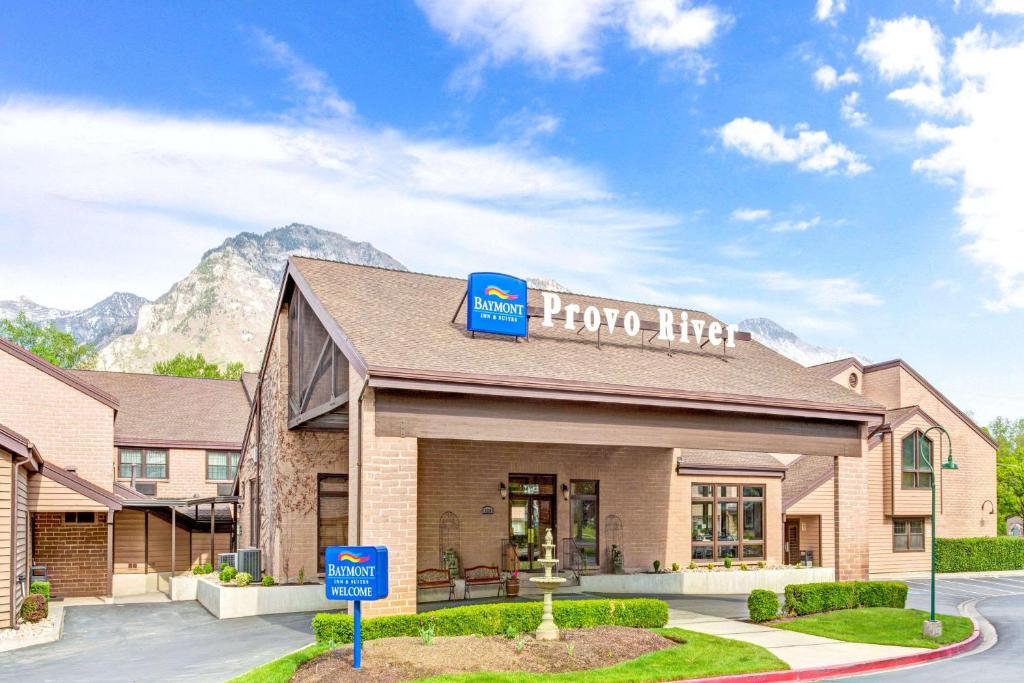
[227, 629, 787, 683]
[771, 608, 975, 649]
[415, 628, 788, 682]
[226, 642, 330, 683]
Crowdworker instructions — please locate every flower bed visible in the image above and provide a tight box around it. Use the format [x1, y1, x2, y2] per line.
[196, 576, 342, 619]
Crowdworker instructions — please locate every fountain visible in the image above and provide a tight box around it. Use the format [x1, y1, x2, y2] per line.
[529, 528, 567, 641]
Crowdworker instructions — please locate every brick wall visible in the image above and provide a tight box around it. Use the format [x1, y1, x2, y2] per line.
[834, 447, 870, 580]
[33, 512, 108, 597]
[115, 447, 228, 499]
[0, 349, 115, 490]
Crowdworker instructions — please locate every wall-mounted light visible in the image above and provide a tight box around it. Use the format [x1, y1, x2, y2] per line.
[499, 482, 507, 500]
[982, 500, 995, 515]
[561, 483, 570, 501]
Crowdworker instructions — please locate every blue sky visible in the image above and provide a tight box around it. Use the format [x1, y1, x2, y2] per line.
[1, 1, 1022, 422]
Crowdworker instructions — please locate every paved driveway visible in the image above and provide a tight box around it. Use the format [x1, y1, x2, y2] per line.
[0, 601, 325, 683]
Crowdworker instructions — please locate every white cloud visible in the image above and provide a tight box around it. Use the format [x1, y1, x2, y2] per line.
[813, 64, 860, 90]
[857, 16, 945, 82]
[718, 242, 758, 259]
[754, 272, 882, 309]
[887, 81, 963, 116]
[840, 91, 869, 127]
[981, 0, 1024, 15]
[623, 0, 726, 52]
[902, 27, 1024, 311]
[497, 108, 562, 143]
[731, 207, 771, 222]
[250, 28, 355, 118]
[770, 216, 821, 233]
[0, 96, 684, 308]
[415, 0, 727, 83]
[814, 0, 847, 23]
[719, 117, 870, 175]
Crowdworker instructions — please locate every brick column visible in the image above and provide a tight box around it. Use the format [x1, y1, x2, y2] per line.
[352, 384, 418, 616]
[833, 437, 869, 580]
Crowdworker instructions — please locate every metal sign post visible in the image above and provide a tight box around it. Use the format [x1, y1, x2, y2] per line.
[324, 546, 389, 669]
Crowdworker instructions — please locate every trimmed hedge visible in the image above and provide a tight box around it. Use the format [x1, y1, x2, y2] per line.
[935, 537, 1024, 573]
[29, 581, 50, 601]
[747, 589, 779, 623]
[784, 581, 907, 617]
[312, 599, 668, 644]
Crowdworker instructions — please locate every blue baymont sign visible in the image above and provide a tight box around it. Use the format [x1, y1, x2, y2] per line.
[325, 546, 388, 670]
[467, 272, 529, 337]
[324, 546, 389, 600]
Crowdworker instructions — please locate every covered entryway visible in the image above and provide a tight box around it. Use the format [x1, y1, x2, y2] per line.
[508, 474, 556, 571]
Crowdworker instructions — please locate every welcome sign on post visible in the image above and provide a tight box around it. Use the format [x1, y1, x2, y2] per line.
[325, 546, 389, 669]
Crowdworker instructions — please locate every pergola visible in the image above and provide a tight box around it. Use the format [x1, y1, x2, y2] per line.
[121, 494, 240, 575]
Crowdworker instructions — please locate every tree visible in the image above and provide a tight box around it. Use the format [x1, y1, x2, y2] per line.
[0, 312, 96, 369]
[153, 353, 245, 380]
[988, 417, 1024, 535]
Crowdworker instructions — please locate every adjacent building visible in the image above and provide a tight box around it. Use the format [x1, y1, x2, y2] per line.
[237, 257, 996, 616]
[0, 336, 251, 612]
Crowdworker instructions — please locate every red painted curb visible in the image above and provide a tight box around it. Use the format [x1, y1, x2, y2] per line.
[672, 628, 982, 683]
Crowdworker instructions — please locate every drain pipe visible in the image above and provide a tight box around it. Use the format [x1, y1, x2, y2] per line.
[355, 377, 369, 545]
[9, 455, 27, 630]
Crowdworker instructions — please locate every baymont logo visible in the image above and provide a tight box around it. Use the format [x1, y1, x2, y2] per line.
[337, 552, 371, 564]
[484, 285, 519, 300]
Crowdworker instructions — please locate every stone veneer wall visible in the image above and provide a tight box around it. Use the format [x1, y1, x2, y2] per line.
[33, 512, 108, 597]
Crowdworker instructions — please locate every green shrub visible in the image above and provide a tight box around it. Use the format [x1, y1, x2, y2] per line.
[219, 565, 237, 583]
[29, 581, 50, 601]
[935, 537, 1024, 573]
[671, 562, 680, 572]
[261, 575, 276, 587]
[312, 599, 668, 644]
[784, 581, 908, 616]
[856, 581, 908, 608]
[235, 572, 252, 587]
[192, 563, 214, 575]
[723, 557, 732, 569]
[652, 560, 661, 573]
[20, 594, 47, 623]
[747, 589, 779, 623]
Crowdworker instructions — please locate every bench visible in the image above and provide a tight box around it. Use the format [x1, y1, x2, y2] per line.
[417, 568, 455, 600]
[463, 565, 505, 599]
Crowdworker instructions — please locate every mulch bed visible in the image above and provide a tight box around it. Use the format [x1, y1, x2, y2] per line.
[292, 626, 677, 682]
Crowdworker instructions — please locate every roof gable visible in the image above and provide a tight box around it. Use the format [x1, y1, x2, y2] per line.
[0, 337, 119, 410]
[289, 257, 885, 417]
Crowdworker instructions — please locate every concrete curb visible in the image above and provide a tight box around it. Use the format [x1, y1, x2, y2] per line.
[671, 627, 982, 683]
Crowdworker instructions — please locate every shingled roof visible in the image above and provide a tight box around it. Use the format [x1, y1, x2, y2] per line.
[782, 455, 835, 508]
[291, 257, 885, 414]
[807, 357, 862, 378]
[677, 449, 787, 474]
[68, 370, 250, 447]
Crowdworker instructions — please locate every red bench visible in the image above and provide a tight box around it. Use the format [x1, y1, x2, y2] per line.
[417, 568, 455, 600]
[463, 565, 506, 599]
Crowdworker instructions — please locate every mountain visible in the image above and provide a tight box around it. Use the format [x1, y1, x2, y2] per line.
[96, 224, 407, 372]
[526, 277, 569, 292]
[0, 292, 149, 349]
[739, 317, 869, 367]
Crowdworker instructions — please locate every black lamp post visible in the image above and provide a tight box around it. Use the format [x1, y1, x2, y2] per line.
[919, 425, 957, 637]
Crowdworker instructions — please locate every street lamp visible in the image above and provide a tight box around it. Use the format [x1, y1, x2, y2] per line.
[919, 425, 958, 638]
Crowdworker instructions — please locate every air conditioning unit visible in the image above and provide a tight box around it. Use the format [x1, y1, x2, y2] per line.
[236, 548, 261, 579]
[217, 553, 236, 570]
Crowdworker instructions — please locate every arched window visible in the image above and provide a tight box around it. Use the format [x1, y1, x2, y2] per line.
[901, 431, 933, 489]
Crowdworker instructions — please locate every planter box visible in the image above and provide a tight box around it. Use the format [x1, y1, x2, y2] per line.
[169, 575, 199, 601]
[580, 567, 834, 595]
[196, 577, 344, 619]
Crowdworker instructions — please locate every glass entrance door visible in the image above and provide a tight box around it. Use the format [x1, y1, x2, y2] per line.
[508, 475, 556, 571]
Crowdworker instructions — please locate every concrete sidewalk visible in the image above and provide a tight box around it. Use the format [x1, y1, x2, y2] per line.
[667, 608, 930, 669]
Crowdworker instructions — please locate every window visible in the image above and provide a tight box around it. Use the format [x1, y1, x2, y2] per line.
[134, 482, 157, 496]
[570, 480, 599, 569]
[691, 483, 764, 561]
[893, 518, 926, 551]
[318, 475, 348, 573]
[117, 448, 167, 479]
[64, 512, 96, 524]
[901, 431, 933, 489]
[206, 451, 240, 481]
